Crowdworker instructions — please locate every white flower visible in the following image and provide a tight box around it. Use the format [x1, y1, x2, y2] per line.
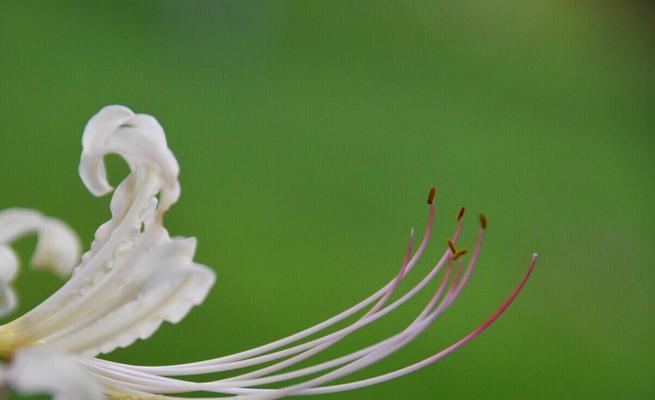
[0, 106, 537, 399]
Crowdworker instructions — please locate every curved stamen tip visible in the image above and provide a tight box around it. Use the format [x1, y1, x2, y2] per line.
[452, 249, 468, 260]
[427, 187, 437, 205]
[479, 214, 488, 229]
[457, 207, 466, 221]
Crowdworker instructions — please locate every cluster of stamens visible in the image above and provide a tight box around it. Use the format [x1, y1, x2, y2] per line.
[82, 187, 536, 399]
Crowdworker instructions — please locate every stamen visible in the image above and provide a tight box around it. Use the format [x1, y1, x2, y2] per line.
[479, 213, 488, 229]
[448, 259, 463, 295]
[179, 241, 453, 376]
[81, 203, 534, 400]
[447, 238, 467, 261]
[446, 224, 486, 304]
[280, 254, 539, 397]
[457, 206, 466, 221]
[452, 208, 465, 244]
[213, 261, 455, 388]
[367, 228, 415, 316]
[451, 249, 468, 260]
[210, 227, 490, 394]
[427, 187, 437, 205]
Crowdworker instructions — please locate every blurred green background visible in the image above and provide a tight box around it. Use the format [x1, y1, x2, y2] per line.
[1, 1, 653, 399]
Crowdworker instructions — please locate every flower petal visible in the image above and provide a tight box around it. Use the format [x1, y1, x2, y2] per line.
[79, 105, 180, 211]
[1, 106, 215, 357]
[0, 210, 80, 318]
[0, 282, 17, 318]
[0, 246, 18, 284]
[5, 349, 103, 400]
[31, 217, 82, 277]
[41, 232, 215, 356]
[0, 209, 81, 277]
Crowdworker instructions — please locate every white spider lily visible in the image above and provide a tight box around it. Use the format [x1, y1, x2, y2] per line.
[0, 106, 536, 399]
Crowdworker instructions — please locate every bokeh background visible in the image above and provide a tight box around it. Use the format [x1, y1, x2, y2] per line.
[1, 1, 653, 399]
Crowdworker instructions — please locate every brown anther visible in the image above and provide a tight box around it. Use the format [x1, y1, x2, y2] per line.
[479, 214, 488, 229]
[457, 207, 466, 221]
[447, 239, 457, 253]
[427, 187, 437, 205]
[452, 249, 468, 260]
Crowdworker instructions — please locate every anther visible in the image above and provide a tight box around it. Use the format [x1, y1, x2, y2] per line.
[452, 249, 468, 260]
[479, 214, 488, 229]
[447, 240, 457, 253]
[457, 207, 466, 221]
[427, 187, 437, 205]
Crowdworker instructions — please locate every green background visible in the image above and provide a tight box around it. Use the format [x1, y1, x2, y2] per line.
[1, 1, 653, 399]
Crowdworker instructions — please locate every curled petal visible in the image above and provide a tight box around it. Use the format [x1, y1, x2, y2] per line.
[0, 209, 80, 318]
[0, 209, 81, 277]
[79, 105, 180, 212]
[31, 217, 82, 277]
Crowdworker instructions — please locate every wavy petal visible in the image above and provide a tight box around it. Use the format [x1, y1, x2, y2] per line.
[42, 232, 215, 356]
